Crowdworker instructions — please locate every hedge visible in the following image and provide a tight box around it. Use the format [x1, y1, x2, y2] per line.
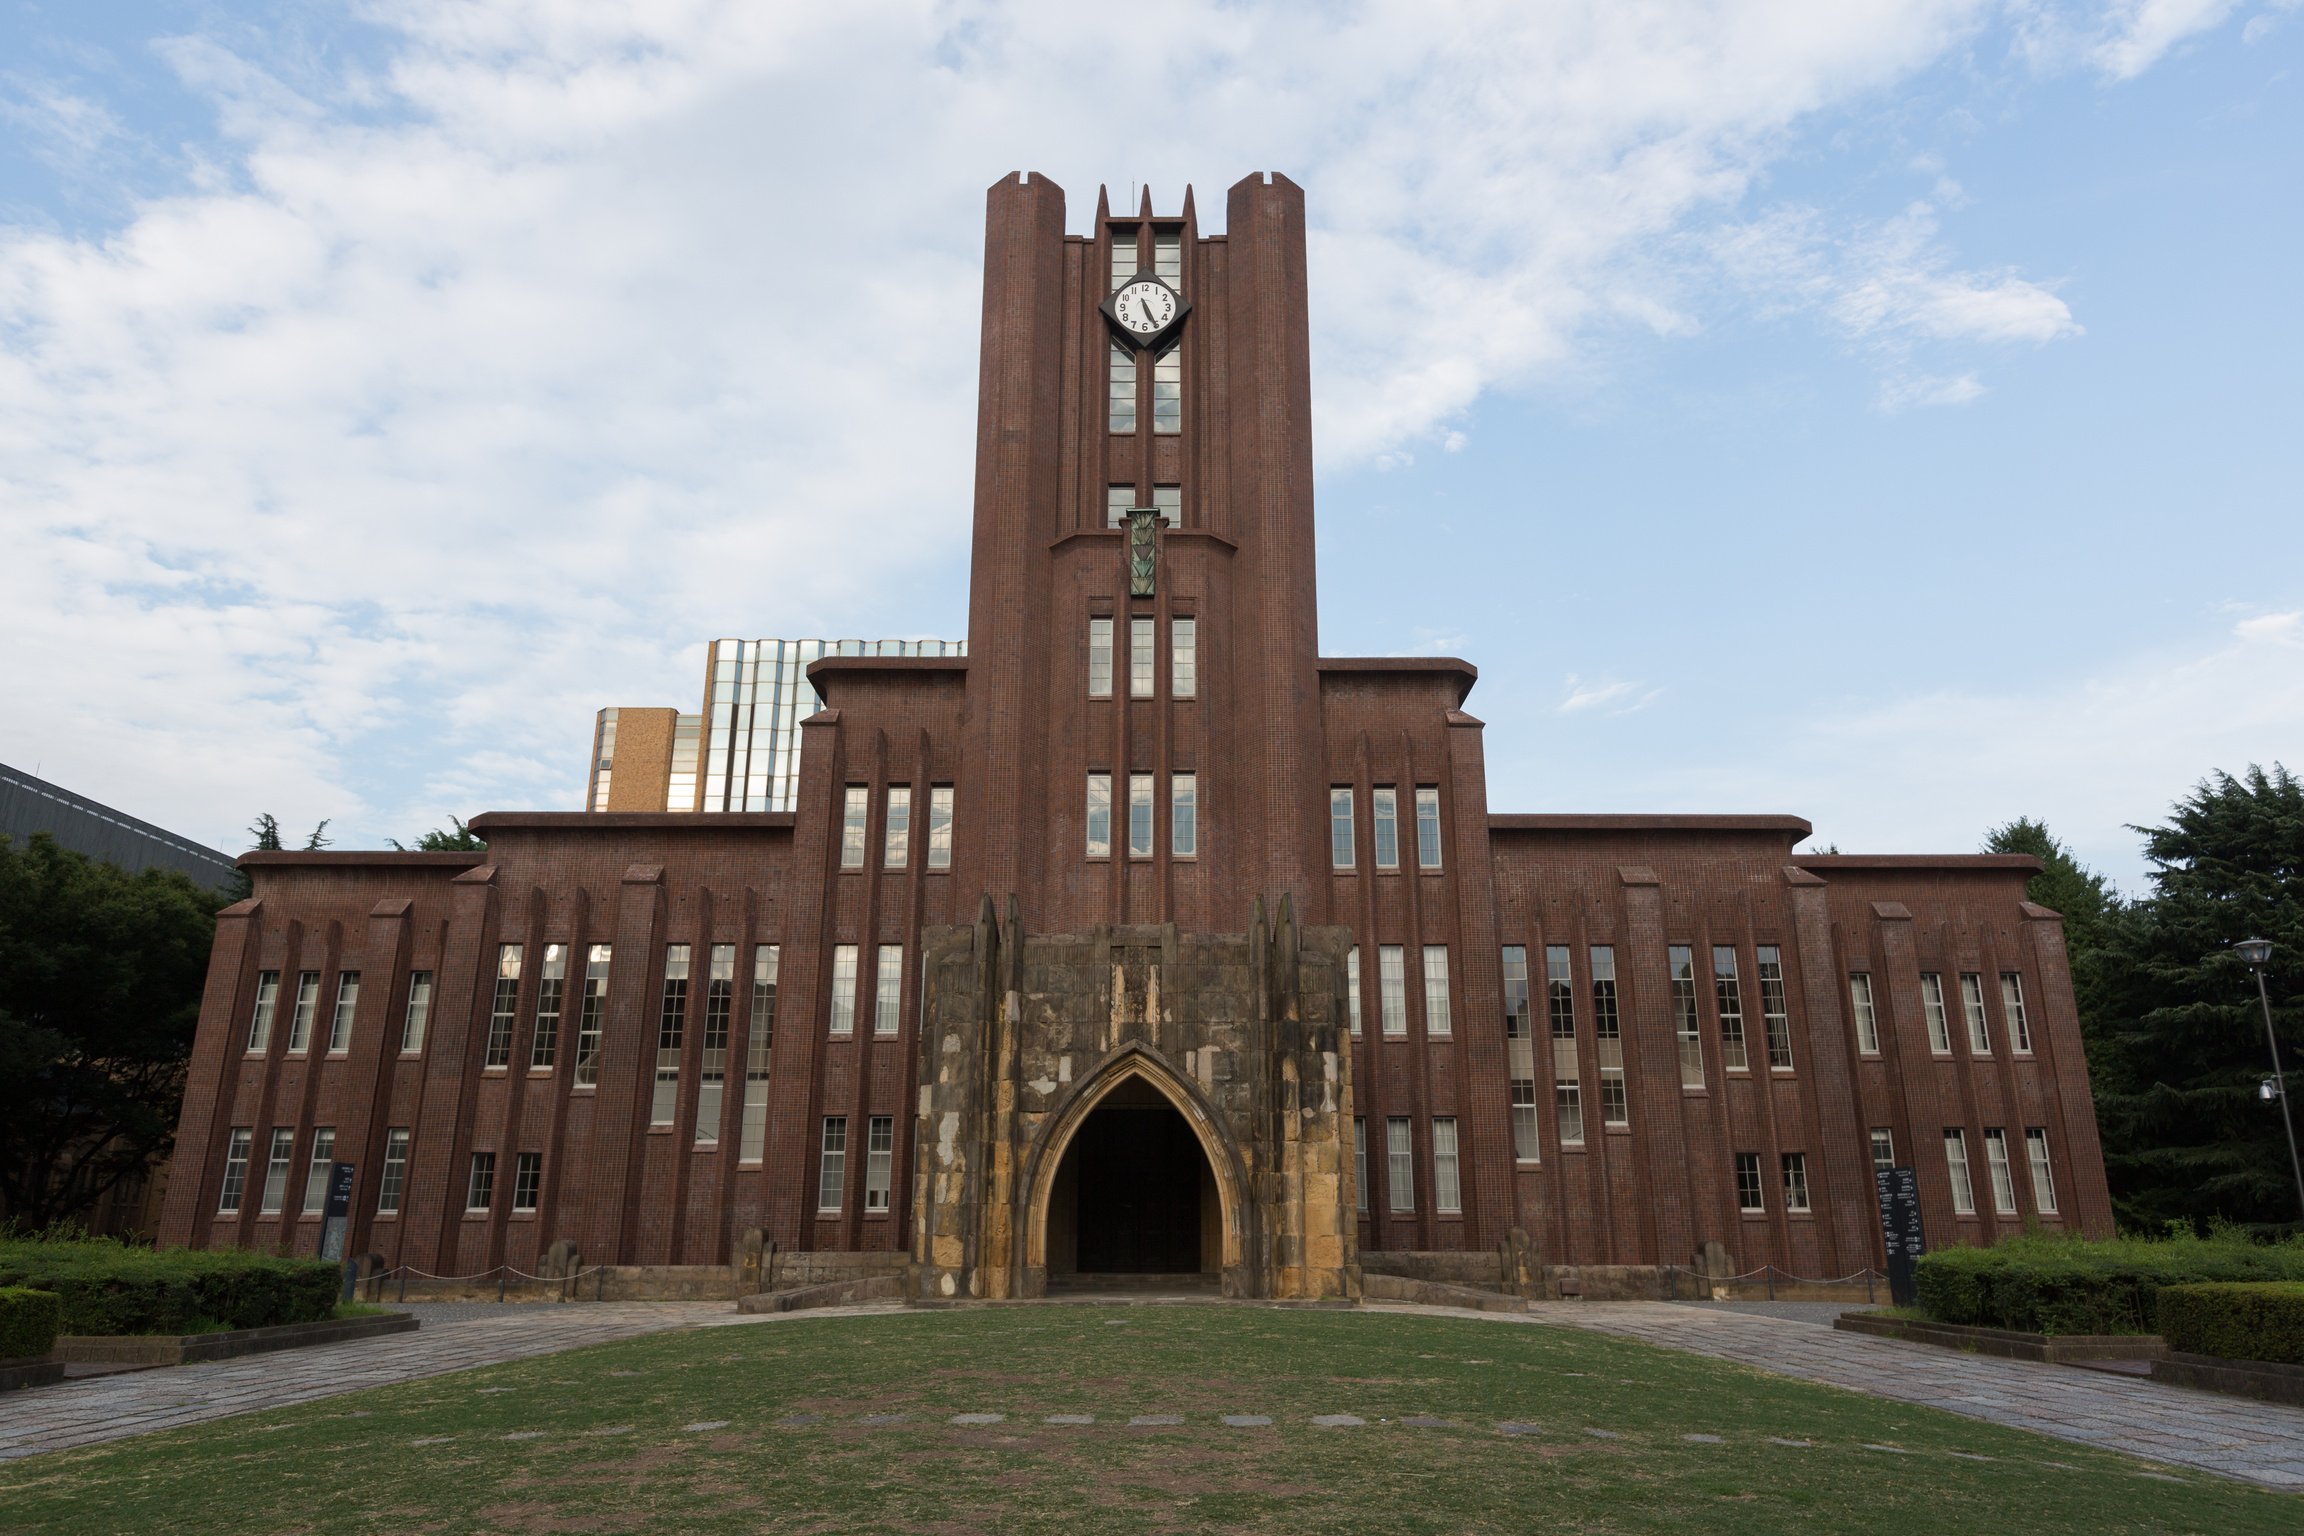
[2157, 1282, 2304, 1366]
[1913, 1232, 2304, 1336]
[0, 1237, 339, 1337]
[0, 1287, 63, 1360]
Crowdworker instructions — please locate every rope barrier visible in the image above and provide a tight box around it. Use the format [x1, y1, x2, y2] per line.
[378, 1262, 613, 1303]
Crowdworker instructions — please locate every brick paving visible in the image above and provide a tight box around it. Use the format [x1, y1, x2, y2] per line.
[0, 1302, 748, 1462]
[1512, 1300, 2304, 1491]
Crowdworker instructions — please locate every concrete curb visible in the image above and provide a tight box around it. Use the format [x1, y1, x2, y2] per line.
[52, 1311, 418, 1367]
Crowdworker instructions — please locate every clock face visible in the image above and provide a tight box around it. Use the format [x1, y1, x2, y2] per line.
[1111, 278, 1178, 339]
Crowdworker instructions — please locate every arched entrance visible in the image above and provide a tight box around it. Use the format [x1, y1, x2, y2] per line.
[1044, 1076, 1224, 1286]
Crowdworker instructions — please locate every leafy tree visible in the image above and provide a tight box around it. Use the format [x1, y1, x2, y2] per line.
[1984, 816, 2119, 941]
[390, 817, 485, 852]
[0, 835, 220, 1231]
[2090, 766, 2304, 1235]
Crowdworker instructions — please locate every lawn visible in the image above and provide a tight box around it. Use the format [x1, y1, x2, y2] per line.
[1, 1304, 2294, 1534]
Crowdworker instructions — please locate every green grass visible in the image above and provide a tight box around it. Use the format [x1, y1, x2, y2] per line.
[0, 1306, 2294, 1534]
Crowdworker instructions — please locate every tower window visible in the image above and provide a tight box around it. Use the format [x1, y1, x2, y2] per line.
[1154, 228, 1181, 285]
[1414, 786, 1442, 869]
[840, 786, 869, 869]
[1921, 972, 1952, 1054]
[1152, 344, 1181, 433]
[1850, 972, 1880, 1055]
[1713, 946, 1749, 1071]
[1171, 773, 1197, 858]
[1378, 945, 1407, 1036]
[1432, 1119, 1462, 1213]
[1152, 484, 1181, 525]
[1130, 618, 1156, 698]
[652, 944, 689, 1126]
[819, 1118, 847, 1212]
[1088, 618, 1114, 697]
[884, 786, 911, 868]
[1371, 787, 1399, 869]
[1128, 774, 1155, 859]
[1422, 946, 1452, 1037]
[1086, 773, 1112, 859]
[1171, 616, 1196, 697]
[1108, 342, 1137, 433]
[218, 1127, 252, 1213]
[874, 944, 904, 1036]
[829, 945, 858, 1036]
[1386, 1117, 1414, 1212]
[1669, 945, 1704, 1088]
[927, 786, 954, 870]
[1329, 788, 1354, 869]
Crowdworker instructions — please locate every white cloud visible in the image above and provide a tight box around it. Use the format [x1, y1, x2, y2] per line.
[1559, 676, 1659, 715]
[2093, 0, 2241, 79]
[0, 2, 2148, 847]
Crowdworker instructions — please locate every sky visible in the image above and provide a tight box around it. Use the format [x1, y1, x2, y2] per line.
[1, 1, 2298, 893]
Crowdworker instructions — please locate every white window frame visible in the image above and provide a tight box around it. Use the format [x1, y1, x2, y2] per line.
[466, 1151, 495, 1213]
[1960, 972, 1991, 1055]
[327, 973, 359, 1054]
[259, 1127, 294, 1214]
[873, 944, 903, 1036]
[865, 1115, 895, 1212]
[1734, 1152, 1765, 1213]
[1127, 773, 1155, 859]
[1353, 1117, 1368, 1213]
[1414, 786, 1442, 869]
[247, 971, 279, 1053]
[301, 1126, 336, 1214]
[1421, 945, 1452, 1037]
[884, 785, 911, 869]
[1781, 1151, 1811, 1212]
[513, 1151, 543, 1212]
[839, 785, 870, 870]
[1669, 944, 1704, 1089]
[1329, 787, 1354, 869]
[287, 970, 320, 1053]
[1170, 772, 1196, 858]
[1371, 786, 1399, 870]
[2026, 1127, 2058, 1213]
[1378, 945, 1407, 1036]
[219, 1126, 253, 1213]
[1087, 617, 1114, 698]
[927, 785, 954, 870]
[376, 1127, 409, 1215]
[741, 946, 778, 1162]
[1870, 1127, 1896, 1174]
[1984, 1127, 2018, 1214]
[1086, 773, 1112, 859]
[1432, 1118, 1462, 1213]
[1171, 616, 1196, 697]
[818, 1118, 847, 1212]
[829, 945, 858, 1036]
[2001, 972, 2033, 1054]
[1921, 973, 1952, 1055]
[1945, 1129, 1977, 1215]
[1385, 1116, 1414, 1212]
[573, 946, 610, 1086]
[1129, 618, 1156, 698]
[400, 971, 432, 1054]
[1849, 972, 1880, 1055]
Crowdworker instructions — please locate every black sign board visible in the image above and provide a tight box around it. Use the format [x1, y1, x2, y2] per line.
[1875, 1166, 1925, 1307]
[318, 1160, 357, 1264]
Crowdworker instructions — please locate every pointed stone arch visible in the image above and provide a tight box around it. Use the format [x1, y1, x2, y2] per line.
[1020, 1043, 1255, 1296]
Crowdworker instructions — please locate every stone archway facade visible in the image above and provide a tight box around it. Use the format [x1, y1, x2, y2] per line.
[910, 895, 1359, 1301]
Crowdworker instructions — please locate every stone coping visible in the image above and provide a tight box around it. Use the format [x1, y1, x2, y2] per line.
[0, 1358, 66, 1393]
[51, 1311, 417, 1366]
[1835, 1312, 2166, 1363]
[2151, 1351, 2304, 1408]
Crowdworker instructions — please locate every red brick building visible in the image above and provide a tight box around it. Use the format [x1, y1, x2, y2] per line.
[157, 173, 2112, 1297]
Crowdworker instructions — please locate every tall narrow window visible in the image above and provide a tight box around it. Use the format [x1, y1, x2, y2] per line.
[1378, 945, 1407, 1036]
[1153, 227, 1181, 283]
[1152, 343, 1182, 433]
[1128, 773, 1155, 859]
[1592, 946, 1628, 1127]
[466, 1151, 496, 1212]
[1386, 1116, 1414, 1212]
[1945, 1129, 1976, 1215]
[1920, 973, 1952, 1054]
[1422, 946, 1452, 1037]
[219, 1127, 253, 1213]
[531, 945, 566, 1068]
[485, 946, 521, 1067]
[1757, 945, 1794, 1070]
[1354, 1117, 1369, 1213]
[1432, 1119, 1462, 1213]
[1554, 1074, 1586, 1146]
[1105, 485, 1136, 527]
[1669, 945, 1705, 1088]
[818, 1118, 847, 1211]
[840, 786, 869, 869]
[829, 945, 858, 1036]
[376, 1127, 409, 1215]
[1871, 1127, 1896, 1174]
[1171, 617, 1196, 697]
[1130, 618, 1156, 698]
[874, 944, 903, 1036]
[247, 972, 279, 1052]
[741, 946, 779, 1161]
[513, 1152, 542, 1212]
[1960, 973, 1991, 1054]
[327, 973, 359, 1053]
[260, 1127, 294, 1213]
[1850, 973, 1880, 1055]
[1713, 946, 1749, 1071]
[1152, 484, 1182, 525]
[2025, 1128, 2058, 1213]
[865, 1116, 895, 1211]
[1781, 1152, 1811, 1212]
[287, 971, 320, 1053]
[573, 945, 610, 1086]
[2001, 973, 2032, 1053]
[1087, 617, 1114, 697]
[1086, 774, 1112, 858]
[1329, 788, 1355, 868]
[302, 1127, 336, 1214]
[653, 944, 689, 1126]
[927, 785, 954, 870]
[884, 786, 911, 869]
[1549, 944, 1583, 1145]
[696, 944, 734, 1143]
[1108, 341, 1138, 433]
[1983, 1128, 2018, 1214]
[1502, 946, 1539, 1159]
[1371, 787, 1399, 869]
[400, 971, 431, 1053]
[1735, 1152, 1765, 1213]
[1347, 945, 1362, 1037]
[1171, 773, 1196, 857]
[1414, 787, 1442, 869]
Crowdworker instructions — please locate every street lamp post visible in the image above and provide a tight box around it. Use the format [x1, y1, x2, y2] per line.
[2233, 938, 2304, 1224]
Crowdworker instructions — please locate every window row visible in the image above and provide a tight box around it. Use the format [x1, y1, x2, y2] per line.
[1848, 970, 2034, 1058]
[815, 1115, 898, 1213]
[214, 1125, 540, 1218]
[1086, 615, 1196, 699]
[1330, 784, 1442, 871]
[1109, 341, 1182, 434]
[1084, 773, 1198, 859]
[242, 969, 362, 1056]
[1350, 1116, 1464, 1215]
[1944, 1125, 2059, 1217]
[839, 783, 955, 872]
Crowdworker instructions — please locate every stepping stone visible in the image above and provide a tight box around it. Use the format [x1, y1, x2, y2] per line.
[950, 1413, 1006, 1426]
[1684, 1434, 1724, 1444]
[504, 1431, 545, 1441]
[591, 1426, 634, 1437]
[410, 1436, 456, 1446]
[859, 1413, 910, 1426]
[1767, 1438, 1813, 1448]
[477, 1387, 515, 1394]
[1401, 1416, 1455, 1429]
[1044, 1414, 1096, 1425]
[779, 1414, 822, 1427]
[1585, 1429, 1621, 1441]
[1129, 1415, 1184, 1427]
[683, 1421, 730, 1433]
[1311, 1415, 1364, 1428]
[1862, 1444, 1910, 1454]
[1223, 1415, 1272, 1427]
[1496, 1422, 1543, 1437]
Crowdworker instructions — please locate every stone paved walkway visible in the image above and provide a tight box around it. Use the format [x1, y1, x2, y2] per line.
[0, 1302, 756, 1462]
[1509, 1300, 2304, 1491]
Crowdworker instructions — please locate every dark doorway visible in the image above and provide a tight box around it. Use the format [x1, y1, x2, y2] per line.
[1050, 1078, 1215, 1277]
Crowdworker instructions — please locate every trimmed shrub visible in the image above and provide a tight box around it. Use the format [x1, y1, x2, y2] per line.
[0, 1287, 64, 1360]
[1913, 1232, 2304, 1336]
[0, 1236, 338, 1337]
[2157, 1283, 2304, 1365]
